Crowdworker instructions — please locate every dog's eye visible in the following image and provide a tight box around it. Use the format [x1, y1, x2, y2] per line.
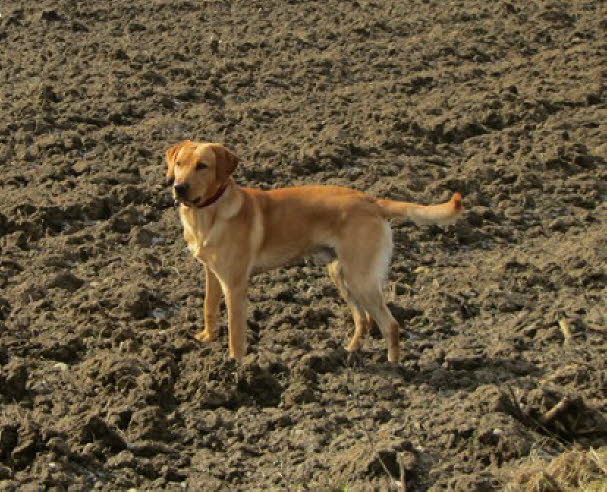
[196, 162, 207, 171]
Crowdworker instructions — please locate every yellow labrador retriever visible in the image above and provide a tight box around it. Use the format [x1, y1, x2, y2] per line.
[166, 141, 462, 363]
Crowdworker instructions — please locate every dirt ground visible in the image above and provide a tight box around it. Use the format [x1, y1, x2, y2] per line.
[1, 0, 606, 490]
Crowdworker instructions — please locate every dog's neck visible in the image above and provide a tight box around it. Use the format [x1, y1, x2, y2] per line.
[194, 184, 228, 208]
[180, 181, 235, 214]
[179, 181, 243, 252]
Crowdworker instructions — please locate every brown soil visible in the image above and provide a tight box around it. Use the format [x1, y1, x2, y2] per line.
[1, 0, 606, 490]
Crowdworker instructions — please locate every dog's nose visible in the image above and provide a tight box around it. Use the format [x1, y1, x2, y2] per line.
[174, 183, 188, 198]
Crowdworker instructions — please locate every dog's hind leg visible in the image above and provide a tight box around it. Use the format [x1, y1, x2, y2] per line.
[353, 287, 400, 363]
[337, 219, 400, 363]
[328, 261, 370, 352]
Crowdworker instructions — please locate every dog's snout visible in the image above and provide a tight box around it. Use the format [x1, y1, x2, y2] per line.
[174, 183, 188, 198]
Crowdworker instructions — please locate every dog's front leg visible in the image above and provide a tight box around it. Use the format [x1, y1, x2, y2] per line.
[195, 264, 222, 342]
[223, 282, 248, 361]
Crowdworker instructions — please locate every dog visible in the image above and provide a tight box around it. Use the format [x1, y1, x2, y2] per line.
[166, 140, 462, 363]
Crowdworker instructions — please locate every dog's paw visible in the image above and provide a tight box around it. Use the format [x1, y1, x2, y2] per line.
[194, 330, 216, 342]
[346, 351, 364, 368]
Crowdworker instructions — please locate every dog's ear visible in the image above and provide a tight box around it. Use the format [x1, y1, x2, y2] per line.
[165, 140, 190, 186]
[210, 144, 239, 183]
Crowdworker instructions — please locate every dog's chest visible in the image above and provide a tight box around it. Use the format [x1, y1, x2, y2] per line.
[180, 209, 225, 258]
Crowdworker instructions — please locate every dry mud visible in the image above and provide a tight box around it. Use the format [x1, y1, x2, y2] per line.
[0, 0, 606, 490]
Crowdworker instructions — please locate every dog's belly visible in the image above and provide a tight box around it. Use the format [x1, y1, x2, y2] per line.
[308, 246, 336, 264]
[251, 246, 336, 275]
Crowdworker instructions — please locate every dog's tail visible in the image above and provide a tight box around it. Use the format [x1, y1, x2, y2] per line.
[377, 192, 463, 226]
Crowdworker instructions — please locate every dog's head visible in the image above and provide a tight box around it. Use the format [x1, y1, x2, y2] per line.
[165, 141, 239, 206]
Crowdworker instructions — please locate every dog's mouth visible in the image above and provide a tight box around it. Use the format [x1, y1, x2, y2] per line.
[173, 185, 226, 208]
[174, 196, 203, 207]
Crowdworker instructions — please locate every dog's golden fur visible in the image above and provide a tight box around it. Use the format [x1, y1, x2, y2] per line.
[166, 141, 462, 362]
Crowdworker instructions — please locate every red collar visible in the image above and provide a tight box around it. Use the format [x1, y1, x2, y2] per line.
[194, 184, 228, 208]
